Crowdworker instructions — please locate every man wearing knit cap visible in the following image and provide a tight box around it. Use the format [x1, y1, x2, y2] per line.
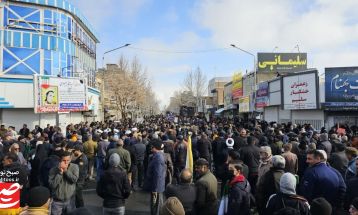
[107, 138, 131, 174]
[160, 197, 185, 215]
[266, 172, 310, 215]
[97, 153, 131, 215]
[310, 197, 332, 215]
[144, 139, 166, 215]
[257, 155, 286, 214]
[19, 186, 51, 215]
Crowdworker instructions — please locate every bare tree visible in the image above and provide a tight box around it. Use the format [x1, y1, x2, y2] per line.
[183, 66, 207, 108]
[100, 55, 159, 120]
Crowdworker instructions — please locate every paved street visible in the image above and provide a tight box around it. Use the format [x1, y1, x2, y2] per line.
[83, 180, 150, 215]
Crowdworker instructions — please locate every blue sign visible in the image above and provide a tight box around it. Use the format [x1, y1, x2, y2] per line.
[325, 67, 358, 108]
[60, 103, 84, 109]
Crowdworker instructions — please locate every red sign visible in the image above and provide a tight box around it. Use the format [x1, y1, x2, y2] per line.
[0, 183, 20, 209]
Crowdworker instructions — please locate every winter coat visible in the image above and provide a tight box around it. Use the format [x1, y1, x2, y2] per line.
[195, 171, 218, 215]
[166, 183, 197, 215]
[282, 151, 298, 174]
[256, 167, 285, 212]
[257, 156, 273, 183]
[197, 138, 211, 161]
[299, 162, 346, 208]
[48, 163, 79, 201]
[345, 176, 358, 209]
[329, 151, 348, 177]
[345, 157, 357, 181]
[239, 144, 260, 175]
[265, 193, 310, 215]
[107, 146, 131, 173]
[143, 151, 166, 193]
[226, 175, 251, 215]
[96, 166, 131, 208]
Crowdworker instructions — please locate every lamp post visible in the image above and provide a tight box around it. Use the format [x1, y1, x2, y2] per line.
[101, 44, 131, 122]
[102, 43, 131, 69]
[230, 44, 257, 117]
[230, 44, 256, 89]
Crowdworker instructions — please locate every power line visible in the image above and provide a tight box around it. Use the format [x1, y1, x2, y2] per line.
[127, 46, 230, 54]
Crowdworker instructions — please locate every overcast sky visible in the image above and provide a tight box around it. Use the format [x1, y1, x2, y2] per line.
[72, 0, 358, 108]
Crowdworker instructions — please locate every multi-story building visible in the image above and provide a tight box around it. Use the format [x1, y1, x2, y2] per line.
[207, 77, 231, 112]
[0, 0, 100, 129]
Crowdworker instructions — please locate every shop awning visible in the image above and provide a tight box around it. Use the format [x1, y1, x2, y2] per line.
[215, 108, 225, 114]
[225, 104, 237, 110]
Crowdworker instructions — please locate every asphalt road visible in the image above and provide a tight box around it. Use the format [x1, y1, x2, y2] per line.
[83, 180, 150, 215]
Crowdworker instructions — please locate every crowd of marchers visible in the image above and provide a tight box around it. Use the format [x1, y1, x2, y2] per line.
[0, 115, 358, 215]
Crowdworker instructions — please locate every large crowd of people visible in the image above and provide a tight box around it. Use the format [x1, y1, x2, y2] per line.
[0, 115, 358, 215]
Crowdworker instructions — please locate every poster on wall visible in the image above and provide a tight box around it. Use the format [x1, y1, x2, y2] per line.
[256, 82, 269, 112]
[325, 67, 358, 110]
[232, 72, 243, 99]
[239, 96, 250, 113]
[282, 70, 318, 110]
[258, 53, 307, 73]
[34, 75, 88, 113]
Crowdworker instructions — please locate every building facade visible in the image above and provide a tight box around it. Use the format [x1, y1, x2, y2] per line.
[0, 0, 100, 129]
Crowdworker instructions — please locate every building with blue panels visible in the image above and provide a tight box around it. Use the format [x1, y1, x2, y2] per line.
[0, 0, 101, 129]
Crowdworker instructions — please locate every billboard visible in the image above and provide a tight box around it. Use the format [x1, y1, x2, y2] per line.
[256, 82, 269, 111]
[239, 96, 250, 113]
[258, 53, 307, 73]
[325, 67, 358, 109]
[232, 72, 243, 99]
[282, 70, 318, 110]
[34, 75, 88, 113]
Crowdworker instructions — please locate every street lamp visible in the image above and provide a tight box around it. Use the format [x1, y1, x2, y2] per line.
[230, 44, 257, 116]
[102, 43, 131, 69]
[101, 43, 130, 122]
[230, 44, 256, 88]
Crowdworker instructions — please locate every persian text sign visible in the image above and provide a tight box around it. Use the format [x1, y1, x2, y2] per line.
[34, 75, 88, 113]
[239, 96, 250, 113]
[232, 72, 243, 99]
[325, 67, 358, 109]
[282, 71, 318, 110]
[258, 53, 307, 73]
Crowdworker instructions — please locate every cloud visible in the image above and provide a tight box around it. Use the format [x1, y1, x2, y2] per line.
[71, 0, 150, 28]
[193, 0, 358, 70]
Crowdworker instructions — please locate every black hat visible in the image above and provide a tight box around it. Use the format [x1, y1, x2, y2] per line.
[73, 144, 84, 152]
[28, 186, 50, 207]
[310, 197, 332, 215]
[152, 139, 164, 150]
[176, 135, 183, 141]
[195, 158, 209, 167]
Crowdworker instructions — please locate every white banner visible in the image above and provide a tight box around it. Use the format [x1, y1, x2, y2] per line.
[282, 71, 317, 110]
[34, 75, 88, 113]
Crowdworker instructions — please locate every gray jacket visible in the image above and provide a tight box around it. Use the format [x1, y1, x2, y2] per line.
[49, 163, 79, 201]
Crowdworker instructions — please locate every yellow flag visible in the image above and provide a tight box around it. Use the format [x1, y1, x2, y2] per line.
[185, 134, 194, 173]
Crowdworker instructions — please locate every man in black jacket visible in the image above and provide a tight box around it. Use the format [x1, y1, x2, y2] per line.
[97, 153, 131, 215]
[239, 136, 260, 194]
[165, 168, 197, 215]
